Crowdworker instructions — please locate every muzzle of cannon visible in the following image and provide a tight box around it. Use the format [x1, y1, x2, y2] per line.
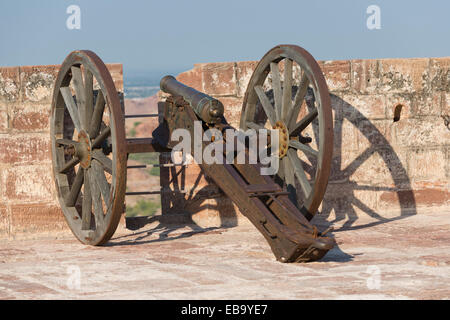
[160, 75, 224, 124]
[49, 45, 335, 262]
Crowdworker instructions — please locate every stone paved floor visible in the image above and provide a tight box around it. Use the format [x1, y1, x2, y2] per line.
[0, 210, 449, 299]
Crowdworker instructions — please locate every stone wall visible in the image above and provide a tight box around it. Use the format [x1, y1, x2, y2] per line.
[1, 56, 449, 238]
[0, 64, 123, 238]
[163, 57, 450, 228]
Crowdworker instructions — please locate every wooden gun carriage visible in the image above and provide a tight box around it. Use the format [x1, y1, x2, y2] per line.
[50, 45, 335, 262]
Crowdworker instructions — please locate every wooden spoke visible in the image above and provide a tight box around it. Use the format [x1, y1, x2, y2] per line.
[246, 121, 265, 130]
[56, 139, 78, 146]
[277, 155, 285, 180]
[91, 149, 113, 174]
[59, 157, 80, 174]
[281, 58, 293, 121]
[81, 169, 92, 230]
[88, 168, 104, 224]
[84, 68, 94, 132]
[89, 90, 105, 138]
[287, 149, 312, 198]
[91, 160, 111, 204]
[270, 62, 282, 120]
[60, 86, 81, 132]
[289, 109, 318, 136]
[65, 168, 84, 207]
[91, 126, 111, 149]
[287, 73, 309, 129]
[283, 156, 295, 188]
[71, 66, 87, 130]
[254, 85, 276, 127]
[289, 139, 319, 158]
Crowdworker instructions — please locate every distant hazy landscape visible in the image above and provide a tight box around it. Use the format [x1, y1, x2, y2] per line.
[124, 69, 183, 99]
[123, 73, 165, 217]
[124, 74, 159, 99]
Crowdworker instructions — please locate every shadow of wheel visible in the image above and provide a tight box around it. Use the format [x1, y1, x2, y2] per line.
[313, 94, 417, 231]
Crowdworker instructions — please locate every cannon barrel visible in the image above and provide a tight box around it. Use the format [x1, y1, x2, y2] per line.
[160, 75, 224, 124]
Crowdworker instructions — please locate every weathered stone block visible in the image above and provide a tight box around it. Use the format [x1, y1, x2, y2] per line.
[191, 196, 241, 228]
[429, 57, 450, 92]
[4, 165, 55, 201]
[355, 119, 392, 149]
[379, 58, 429, 94]
[379, 187, 449, 209]
[319, 60, 351, 92]
[391, 118, 450, 148]
[0, 109, 8, 132]
[332, 117, 360, 159]
[10, 203, 67, 234]
[342, 94, 386, 120]
[0, 166, 5, 200]
[412, 91, 442, 117]
[350, 59, 380, 94]
[408, 148, 447, 182]
[19, 63, 122, 104]
[0, 204, 8, 237]
[446, 146, 450, 179]
[176, 66, 203, 91]
[365, 148, 409, 187]
[385, 94, 413, 121]
[20, 65, 58, 103]
[235, 61, 258, 98]
[201, 62, 237, 96]
[351, 187, 380, 219]
[328, 93, 343, 121]
[377, 188, 417, 210]
[218, 96, 243, 128]
[0, 67, 20, 103]
[0, 134, 50, 164]
[105, 64, 124, 92]
[351, 150, 398, 185]
[442, 93, 449, 116]
[332, 143, 409, 189]
[11, 103, 50, 131]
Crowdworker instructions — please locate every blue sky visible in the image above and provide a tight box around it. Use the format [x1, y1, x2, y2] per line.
[1, 0, 449, 78]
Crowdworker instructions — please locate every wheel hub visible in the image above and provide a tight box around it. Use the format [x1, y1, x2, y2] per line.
[273, 121, 289, 158]
[75, 131, 92, 168]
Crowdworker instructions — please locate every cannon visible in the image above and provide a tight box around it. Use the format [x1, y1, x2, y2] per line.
[50, 45, 335, 262]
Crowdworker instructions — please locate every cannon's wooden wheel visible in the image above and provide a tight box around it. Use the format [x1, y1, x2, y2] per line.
[50, 50, 127, 245]
[240, 45, 333, 219]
